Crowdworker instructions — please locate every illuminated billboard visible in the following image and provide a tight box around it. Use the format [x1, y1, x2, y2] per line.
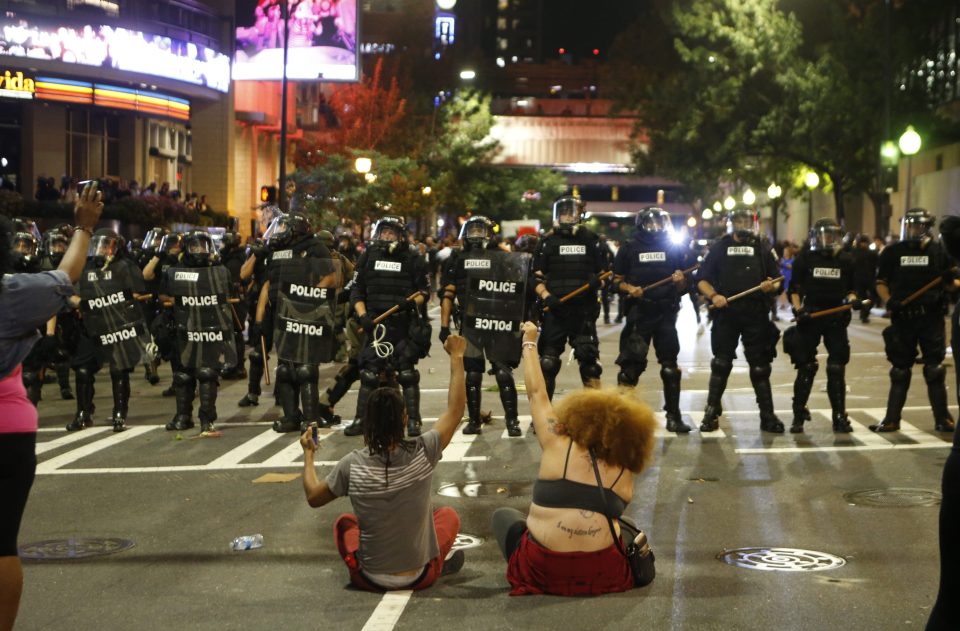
[234, 0, 359, 82]
[0, 17, 230, 93]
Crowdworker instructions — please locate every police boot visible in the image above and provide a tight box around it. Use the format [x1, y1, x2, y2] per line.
[751, 364, 784, 433]
[700, 358, 731, 432]
[238, 349, 263, 407]
[318, 365, 356, 427]
[66, 367, 96, 431]
[57, 362, 74, 399]
[344, 370, 378, 437]
[923, 364, 956, 432]
[661, 364, 691, 433]
[791, 361, 818, 434]
[109, 370, 130, 433]
[22, 369, 42, 406]
[296, 364, 321, 433]
[197, 368, 219, 433]
[399, 368, 423, 437]
[272, 363, 302, 433]
[166, 372, 196, 431]
[495, 366, 522, 437]
[870, 367, 910, 432]
[826, 362, 852, 433]
[463, 371, 485, 435]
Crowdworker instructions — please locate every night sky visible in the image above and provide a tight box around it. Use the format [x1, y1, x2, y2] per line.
[541, 0, 642, 60]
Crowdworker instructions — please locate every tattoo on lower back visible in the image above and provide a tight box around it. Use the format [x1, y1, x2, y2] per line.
[556, 520, 601, 539]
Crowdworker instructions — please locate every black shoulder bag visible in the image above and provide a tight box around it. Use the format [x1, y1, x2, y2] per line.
[589, 449, 656, 587]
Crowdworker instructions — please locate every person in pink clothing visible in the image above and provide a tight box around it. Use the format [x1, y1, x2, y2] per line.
[0, 183, 102, 631]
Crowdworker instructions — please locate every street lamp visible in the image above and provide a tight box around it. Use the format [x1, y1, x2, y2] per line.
[804, 171, 819, 232]
[355, 157, 372, 174]
[767, 183, 782, 200]
[723, 196, 736, 211]
[459, 69, 476, 80]
[767, 184, 783, 241]
[702, 208, 714, 220]
[421, 186, 432, 196]
[899, 125, 922, 209]
[742, 189, 756, 206]
[713, 201, 722, 212]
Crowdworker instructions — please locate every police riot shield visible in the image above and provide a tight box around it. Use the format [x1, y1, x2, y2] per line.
[274, 257, 338, 364]
[168, 266, 238, 369]
[460, 250, 531, 365]
[79, 268, 150, 370]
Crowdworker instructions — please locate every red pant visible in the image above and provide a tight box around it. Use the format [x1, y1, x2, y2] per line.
[333, 507, 460, 592]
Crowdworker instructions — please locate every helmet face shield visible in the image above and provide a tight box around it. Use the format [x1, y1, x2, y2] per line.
[89, 235, 119, 260]
[47, 234, 68, 257]
[727, 210, 759, 238]
[371, 216, 407, 248]
[375, 225, 400, 242]
[810, 222, 843, 253]
[901, 212, 933, 242]
[637, 208, 673, 235]
[552, 197, 583, 228]
[143, 228, 168, 251]
[263, 215, 291, 248]
[13, 234, 38, 257]
[159, 233, 182, 255]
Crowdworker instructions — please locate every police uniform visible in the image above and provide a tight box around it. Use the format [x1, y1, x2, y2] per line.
[534, 200, 605, 399]
[238, 242, 271, 407]
[317, 236, 359, 428]
[698, 225, 783, 433]
[345, 218, 429, 437]
[219, 234, 248, 380]
[785, 223, 857, 433]
[872, 211, 955, 433]
[613, 209, 692, 432]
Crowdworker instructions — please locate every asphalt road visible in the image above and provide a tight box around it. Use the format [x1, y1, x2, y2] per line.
[15, 300, 953, 631]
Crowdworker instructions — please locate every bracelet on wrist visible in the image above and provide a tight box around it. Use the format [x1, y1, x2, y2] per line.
[522, 341, 538, 350]
[73, 225, 94, 236]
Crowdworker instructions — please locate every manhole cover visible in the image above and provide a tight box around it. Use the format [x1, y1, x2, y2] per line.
[18, 537, 136, 561]
[451, 533, 484, 551]
[843, 488, 942, 508]
[437, 481, 533, 498]
[718, 547, 846, 572]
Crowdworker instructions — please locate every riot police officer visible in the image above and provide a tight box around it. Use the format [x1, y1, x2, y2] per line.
[219, 230, 248, 380]
[237, 235, 271, 408]
[68, 229, 150, 432]
[871, 209, 955, 433]
[533, 196, 606, 399]
[613, 207, 692, 433]
[344, 215, 430, 437]
[16, 220, 49, 404]
[697, 209, 783, 433]
[162, 230, 238, 433]
[40, 226, 77, 401]
[785, 219, 860, 433]
[440, 215, 528, 436]
[256, 212, 335, 433]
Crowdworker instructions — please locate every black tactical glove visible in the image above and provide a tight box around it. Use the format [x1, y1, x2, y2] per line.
[544, 294, 563, 312]
[439, 326, 451, 343]
[401, 298, 419, 312]
[886, 298, 901, 315]
[360, 313, 376, 333]
[587, 274, 603, 291]
[247, 322, 263, 346]
[792, 307, 811, 323]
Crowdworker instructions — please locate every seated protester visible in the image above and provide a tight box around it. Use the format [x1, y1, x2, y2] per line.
[492, 321, 657, 596]
[299, 334, 468, 591]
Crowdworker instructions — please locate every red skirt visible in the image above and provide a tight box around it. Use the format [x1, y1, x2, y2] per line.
[505, 530, 634, 596]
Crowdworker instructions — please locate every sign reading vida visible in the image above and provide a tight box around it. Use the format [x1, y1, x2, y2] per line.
[0, 70, 34, 99]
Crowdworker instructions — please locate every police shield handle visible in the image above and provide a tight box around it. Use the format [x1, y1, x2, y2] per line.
[707, 275, 785, 310]
[809, 299, 873, 320]
[901, 276, 943, 307]
[639, 264, 700, 293]
[542, 271, 613, 313]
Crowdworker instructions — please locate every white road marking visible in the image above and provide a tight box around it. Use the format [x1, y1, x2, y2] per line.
[36, 426, 156, 473]
[360, 590, 413, 631]
[894, 420, 951, 446]
[499, 414, 533, 439]
[206, 429, 287, 469]
[35, 427, 111, 455]
[844, 416, 896, 448]
[444, 426, 482, 461]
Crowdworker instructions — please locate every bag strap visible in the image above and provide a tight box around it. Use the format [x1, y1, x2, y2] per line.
[588, 448, 627, 558]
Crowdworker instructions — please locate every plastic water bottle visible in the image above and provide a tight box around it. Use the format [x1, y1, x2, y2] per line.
[231, 534, 264, 551]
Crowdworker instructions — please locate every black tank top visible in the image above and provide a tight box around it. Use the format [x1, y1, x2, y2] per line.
[532, 439, 627, 518]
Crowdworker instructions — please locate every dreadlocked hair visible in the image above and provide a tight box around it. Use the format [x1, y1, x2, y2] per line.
[363, 386, 414, 487]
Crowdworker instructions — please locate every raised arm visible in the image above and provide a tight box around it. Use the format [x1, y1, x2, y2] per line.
[58, 182, 102, 283]
[520, 321, 559, 448]
[434, 334, 467, 449]
[299, 430, 338, 508]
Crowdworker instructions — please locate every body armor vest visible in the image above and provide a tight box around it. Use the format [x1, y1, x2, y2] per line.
[361, 246, 417, 314]
[539, 231, 598, 300]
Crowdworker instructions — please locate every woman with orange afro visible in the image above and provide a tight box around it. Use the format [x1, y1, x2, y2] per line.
[492, 321, 657, 596]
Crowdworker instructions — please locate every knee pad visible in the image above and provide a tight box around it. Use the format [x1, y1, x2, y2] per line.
[494, 366, 514, 389]
[579, 361, 602, 381]
[574, 342, 600, 364]
[196, 367, 219, 383]
[617, 369, 639, 387]
[799, 360, 819, 376]
[825, 362, 844, 379]
[749, 363, 771, 381]
[710, 357, 733, 377]
[890, 366, 912, 384]
[75, 365, 97, 384]
[295, 364, 319, 383]
[660, 363, 681, 380]
[540, 355, 561, 379]
[173, 371, 195, 387]
[275, 363, 294, 383]
[249, 349, 263, 363]
[359, 369, 380, 388]
[466, 371, 484, 387]
[398, 368, 420, 387]
[923, 364, 946, 383]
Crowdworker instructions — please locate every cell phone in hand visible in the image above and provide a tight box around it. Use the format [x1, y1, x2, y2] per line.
[311, 423, 319, 447]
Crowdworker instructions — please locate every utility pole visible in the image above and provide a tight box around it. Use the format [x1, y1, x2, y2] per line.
[278, 0, 291, 212]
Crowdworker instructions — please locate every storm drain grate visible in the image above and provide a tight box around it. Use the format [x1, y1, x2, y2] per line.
[718, 547, 846, 572]
[437, 481, 533, 498]
[843, 488, 942, 508]
[19, 537, 136, 561]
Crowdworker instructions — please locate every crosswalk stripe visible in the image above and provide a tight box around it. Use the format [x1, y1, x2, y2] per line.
[207, 428, 287, 468]
[36, 426, 156, 473]
[499, 415, 533, 439]
[35, 427, 111, 455]
[897, 420, 951, 446]
[845, 414, 896, 448]
[260, 430, 338, 466]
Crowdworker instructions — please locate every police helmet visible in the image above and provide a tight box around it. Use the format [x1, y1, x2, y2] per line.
[143, 227, 170, 252]
[221, 230, 242, 251]
[11, 230, 39, 271]
[316, 229, 335, 250]
[515, 233, 539, 254]
[636, 207, 674, 236]
[371, 215, 408, 253]
[900, 208, 935, 243]
[88, 228, 122, 267]
[264, 212, 311, 250]
[552, 196, 584, 232]
[459, 215, 496, 251]
[158, 232, 183, 256]
[44, 228, 70, 266]
[809, 218, 843, 254]
[726, 208, 759, 239]
[181, 230, 218, 267]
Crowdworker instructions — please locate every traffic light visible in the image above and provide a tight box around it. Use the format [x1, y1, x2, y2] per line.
[260, 186, 277, 203]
